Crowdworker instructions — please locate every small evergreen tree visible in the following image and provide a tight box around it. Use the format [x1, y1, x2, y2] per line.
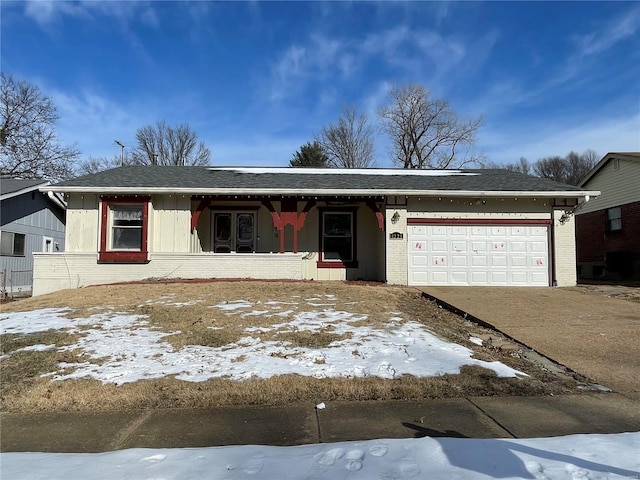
[289, 141, 329, 168]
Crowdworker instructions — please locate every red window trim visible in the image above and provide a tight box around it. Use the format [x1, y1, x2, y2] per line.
[407, 218, 552, 225]
[99, 196, 150, 263]
[317, 207, 359, 269]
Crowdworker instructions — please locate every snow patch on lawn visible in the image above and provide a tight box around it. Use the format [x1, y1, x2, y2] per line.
[0, 296, 526, 385]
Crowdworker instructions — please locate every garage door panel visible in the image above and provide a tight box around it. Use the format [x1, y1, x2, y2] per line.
[409, 255, 428, 268]
[431, 241, 447, 252]
[530, 241, 547, 253]
[451, 255, 468, 267]
[511, 241, 527, 253]
[471, 255, 488, 267]
[451, 271, 469, 284]
[431, 271, 448, 283]
[491, 256, 507, 267]
[408, 223, 549, 287]
[511, 256, 527, 267]
[471, 271, 488, 283]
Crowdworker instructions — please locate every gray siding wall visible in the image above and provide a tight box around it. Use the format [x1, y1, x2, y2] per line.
[1, 192, 65, 292]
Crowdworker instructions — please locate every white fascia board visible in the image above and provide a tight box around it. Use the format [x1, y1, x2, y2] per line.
[0, 183, 49, 201]
[48, 186, 601, 199]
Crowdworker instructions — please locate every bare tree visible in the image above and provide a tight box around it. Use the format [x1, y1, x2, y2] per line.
[378, 84, 483, 169]
[484, 157, 532, 174]
[75, 155, 122, 176]
[317, 106, 375, 168]
[533, 150, 599, 185]
[131, 120, 211, 166]
[0, 73, 79, 180]
[290, 141, 329, 168]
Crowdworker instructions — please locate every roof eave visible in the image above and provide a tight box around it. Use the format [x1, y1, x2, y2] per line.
[1, 182, 49, 201]
[48, 186, 599, 198]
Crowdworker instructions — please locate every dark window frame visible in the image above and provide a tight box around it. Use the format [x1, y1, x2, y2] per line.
[0, 231, 26, 257]
[99, 196, 150, 263]
[606, 207, 622, 232]
[317, 207, 358, 268]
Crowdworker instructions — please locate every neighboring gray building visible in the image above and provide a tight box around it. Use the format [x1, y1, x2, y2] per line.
[1, 178, 66, 295]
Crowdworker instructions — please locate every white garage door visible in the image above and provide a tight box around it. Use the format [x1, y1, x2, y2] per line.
[408, 223, 550, 286]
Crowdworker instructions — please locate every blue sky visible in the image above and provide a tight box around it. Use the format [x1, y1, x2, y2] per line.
[2, 1, 639, 168]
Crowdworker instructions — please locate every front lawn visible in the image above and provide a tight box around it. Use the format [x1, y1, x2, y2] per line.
[0, 281, 584, 412]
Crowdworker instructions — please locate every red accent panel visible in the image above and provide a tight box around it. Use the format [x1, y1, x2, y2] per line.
[365, 200, 385, 231]
[407, 218, 552, 225]
[98, 251, 149, 263]
[191, 198, 210, 231]
[261, 199, 316, 253]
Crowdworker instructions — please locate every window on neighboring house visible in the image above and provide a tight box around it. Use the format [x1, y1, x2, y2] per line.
[606, 207, 622, 232]
[318, 209, 358, 267]
[99, 197, 150, 262]
[0, 231, 26, 256]
[213, 211, 256, 253]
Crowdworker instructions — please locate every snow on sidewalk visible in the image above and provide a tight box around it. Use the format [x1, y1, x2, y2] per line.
[1, 433, 638, 479]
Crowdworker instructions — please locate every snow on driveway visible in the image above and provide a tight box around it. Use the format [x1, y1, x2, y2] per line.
[0, 294, 525, 385]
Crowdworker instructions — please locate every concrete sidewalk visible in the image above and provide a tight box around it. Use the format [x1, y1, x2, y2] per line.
[2, 393, 639, 453]
[421, 287, 640, 396]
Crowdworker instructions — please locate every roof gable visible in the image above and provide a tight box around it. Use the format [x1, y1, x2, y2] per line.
[579, 152, 640, 187]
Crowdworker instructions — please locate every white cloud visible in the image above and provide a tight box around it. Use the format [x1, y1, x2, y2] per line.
[573, 4, 640, 58]
[24, 0, 149, 27]
[482, 113, 640, 165]
[50, 88, 153, 162]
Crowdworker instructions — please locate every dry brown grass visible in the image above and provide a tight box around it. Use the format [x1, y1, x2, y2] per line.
[0, 280, 585, 413]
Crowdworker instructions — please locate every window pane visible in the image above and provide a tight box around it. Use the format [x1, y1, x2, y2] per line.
[322, 212, 353, 262]
[607, 208, 621, 220]
[215, 214, 232, 241]
[1, 232, 12, 255]
[237, 214, 254, 241]
[113, 206, 142, 222]
[113, 227, 142, 249]
[611, 219, 622, 231]
[13, 233, 25, 255]
[324, 237, 352, 261]
[324, 213, 352, 237]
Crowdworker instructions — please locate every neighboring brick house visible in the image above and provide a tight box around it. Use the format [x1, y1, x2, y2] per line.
[576, 152, 640, 280]
[33, 166, 597, 295]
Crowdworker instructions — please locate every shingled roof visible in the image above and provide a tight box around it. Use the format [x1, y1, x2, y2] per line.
[1, 178, 48, 199]
[49, 166, 596, 198]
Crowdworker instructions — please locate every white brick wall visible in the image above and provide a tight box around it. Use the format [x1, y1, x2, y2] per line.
[385, 207, 407, 285]
[33, 252, 304, 296]
[553, 209, 577, 287]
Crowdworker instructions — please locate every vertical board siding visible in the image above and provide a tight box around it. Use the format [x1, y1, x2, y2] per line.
[1, 192, 66, 292]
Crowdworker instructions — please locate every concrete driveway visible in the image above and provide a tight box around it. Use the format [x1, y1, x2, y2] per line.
[421, 287, 640, 397]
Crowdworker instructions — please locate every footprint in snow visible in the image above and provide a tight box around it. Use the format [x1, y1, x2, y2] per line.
[399, 457, 421, 476]
[525, 461, 549, 479]
[243, 458, 264, 475]
[314, 447, 345, 466]
[140, 454, 166, 464]
[369, 444, 388, 457]
[345, 449, 364, 471]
